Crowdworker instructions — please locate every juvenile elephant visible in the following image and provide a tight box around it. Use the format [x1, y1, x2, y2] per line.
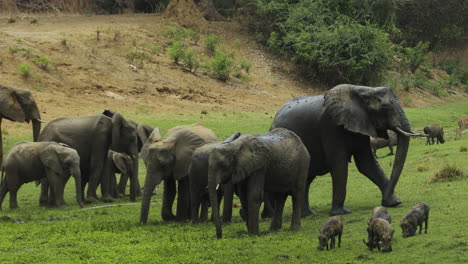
[208, 128, 310, 238]
[188, 133, 240, 224]
[140, 123, 217, 224]
[370, 130, 397, 157]
[38, 111, 138, 204]
[0, 85, 42, 167]
[101, 150, 135, 202]
[423, 124, 445, 145]
[0, 142, 83, 209]
[271, 84, 420, 215]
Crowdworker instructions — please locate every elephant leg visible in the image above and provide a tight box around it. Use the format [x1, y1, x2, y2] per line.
[354, 149, 401, 207]
[39, 178, 49, 206]
[269, 193, 286, 231]
[222, 183, 234, 223]
[388, 146, 394, 156]
[48, 185, 57, 208]
[111, 173, 120, 198]
[200, 199, 209, 222]
[162, 178, 176, 221]
[291, 183, 305, 231]
[246, 173, 264, 235]
[237, 182, 249, 228]
[329, 158, 351, 215]
[261, 192, 274, 219]
[51, 180, 66, 208]
[301, 177, 316, 217]
[176, 177, 191, 221]
[86, 147, 107, 203]
[0, 180, 8, 209]
[117, 172, 128, 197]
[190, 192, 202, 224]
[9, 188, 19, 209]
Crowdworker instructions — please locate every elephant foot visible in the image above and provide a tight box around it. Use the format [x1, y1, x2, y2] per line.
[330, 206, 352, 216]
[239, 208, 247, 222]
[222, 216, 232, 224]
[162, 212, 176, 221]
[39, 200, 48, 207]
[85, 196, 98, 203]
[261, 208, 274, 219]
[101, 195, 114, 203]
[289, 225, 302, 232]
[382, 194, 401, 207]
[301, 207, 316, 217]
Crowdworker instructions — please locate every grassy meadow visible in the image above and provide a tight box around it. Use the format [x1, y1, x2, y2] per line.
[0, 100, 467, 263]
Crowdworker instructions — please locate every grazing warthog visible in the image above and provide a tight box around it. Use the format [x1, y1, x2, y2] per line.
[423, 125, 445, 145]
[456, 117, 468, 140]
[400, 202, 430, 238]
[364, 206, 392, 250]
[370, 131, 397, 157]
[317, 216, 343, 250]
[366, 218, 394, 252]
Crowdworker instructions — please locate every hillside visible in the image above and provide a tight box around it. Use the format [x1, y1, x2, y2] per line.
[0, 14, 467, 127]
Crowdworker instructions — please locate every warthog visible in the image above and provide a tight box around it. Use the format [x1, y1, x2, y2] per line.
[317, 216, 343, 250]
[370, 131, 397, 157]
[364, 206, 392, 250]
[400, 202, 430, 238]
[366, 218, 394, 252]
[423, 125, 445, 145]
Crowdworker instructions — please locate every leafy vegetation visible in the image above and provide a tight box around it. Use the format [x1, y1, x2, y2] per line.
[210, 51, 235, 81]
[205, 34, 221, 54]
[17, 64, 31, 78]
[0, 100, 467, 263]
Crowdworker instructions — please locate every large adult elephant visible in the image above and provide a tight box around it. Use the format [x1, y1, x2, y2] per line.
[140, 123, 217, 224]
[271, 84, 420, 215]
[0, 85, 42, 167]
[38, 111, 138, 203]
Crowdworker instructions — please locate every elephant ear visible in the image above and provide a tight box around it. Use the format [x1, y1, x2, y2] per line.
[136, 123, 154, 151]
[323, 84, 378, 137]
[173, 129, 207, 180]
[112, 152, 131, 173]
[232, 136, 266, 184]
[39, 145, 63, 175]
[0, 85, 28, 122]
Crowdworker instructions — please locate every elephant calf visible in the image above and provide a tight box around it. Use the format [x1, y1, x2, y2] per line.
[208, 128, 310, 238]
[423, 124, 445, 145]
[101, 150, 135, 202]
[0, 142, 83, 209]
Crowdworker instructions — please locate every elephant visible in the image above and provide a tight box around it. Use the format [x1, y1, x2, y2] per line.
[370, 130, 397, 157]
[271, 84, 420, 216]
[0, 142, 83, 209]
[140, 123, 217, 224]
[0, 85, 42, 167]
[208, 128, 310, 238]
[38, 110, 138, 204]
[423, 125, 445, 145]
[101, 150, 134, 202]
[187, 132, 240, 224]
[141, 127, 162, 165]
[456, 117, 468, 139]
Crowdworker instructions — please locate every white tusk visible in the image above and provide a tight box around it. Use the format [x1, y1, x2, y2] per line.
[216, 184, 220, 190]
[395, 127, 424, 137]
[37, 119, 45, 123]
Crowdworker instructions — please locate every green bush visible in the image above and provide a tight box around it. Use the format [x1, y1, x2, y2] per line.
[127, 48, 152, 68]
[182, 48, 199, 72]
[18, 64, 31, 78]
[239, 59, 251, 74]
[168, 41, 184, 64]
[7, 17, 16, 23]
[211, 52, 235, 81]
[33, 55, 53, 71]
[205, 34, 221, 54]
[438, 58, 468, 91]
[399, 42, 429, 73]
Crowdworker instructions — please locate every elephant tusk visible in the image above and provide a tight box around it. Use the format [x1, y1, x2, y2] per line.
[216, 184, 220, 190]
[395, 127, 425, 137]
[36, 119, 45, 123]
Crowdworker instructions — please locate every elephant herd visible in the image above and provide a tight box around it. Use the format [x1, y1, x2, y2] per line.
[0, 84, 436, 237]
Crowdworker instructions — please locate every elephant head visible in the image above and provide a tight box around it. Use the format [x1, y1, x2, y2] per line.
[39, 143, 83, 208]
[323, 84, 419, 205]
[141, 128, 162, 164]
[0, 85, 41, 166]
[140, 124, 217, 224]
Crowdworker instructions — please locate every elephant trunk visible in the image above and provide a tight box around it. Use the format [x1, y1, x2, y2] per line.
[129, 153, 139, 202]
[140, 171, 160, 224]
[385, 118, 411, 202]
[208, 172, 222, 238]
[72, 167, 84, 208]
[32, 119, 41, 142]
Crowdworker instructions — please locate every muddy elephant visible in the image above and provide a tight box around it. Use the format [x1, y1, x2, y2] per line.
[370, 130, 397, 157]
[187, 132, 241, 224]
[208, 128, 310, 238]
[140, 123, 217, 224]
[271, 84, 420, 215]
[38, 110, 138, 204]
[101, 150, 135, 202]
[423, 124, 445, 145]
[0, 85, 42, 167]
[0, 142, 83, 209]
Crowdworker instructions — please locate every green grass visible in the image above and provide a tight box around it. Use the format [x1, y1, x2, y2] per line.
[1, 100, 467, 263]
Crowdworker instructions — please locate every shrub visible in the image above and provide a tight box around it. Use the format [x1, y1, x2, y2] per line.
[33, 55, 53, 70]
[18, 64, 31, 78]
[239, 60, 251, 74]
[205, 34, 221, 54]
[30, 18, 38, 24]
[460, 146, 467, 152]
[126, 48, 151, 68]
[7, 17, 16, 23]
[399, 42, 429, 73]
[182, 48, 199, 72]
[9, 47, 19, 54]
[438, 58, 468, 91]
[168, 41, 184, 64]
[211, 52, 235, 81]
[429, 164, 465, 183]
[22, 49, 32, 58]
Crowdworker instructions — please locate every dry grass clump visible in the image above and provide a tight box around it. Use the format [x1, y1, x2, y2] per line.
[460, 146, 467, 152]
[429, 164, 466, 183]
[417, 165, 429, 172]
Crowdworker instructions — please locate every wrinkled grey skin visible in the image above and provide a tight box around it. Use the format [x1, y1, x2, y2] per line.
[187, 133, 240, 224]
[456, 117, 468, 139]
[423, 124, 445, 145]
[271, 84, 417, 216]
[208, 128, 310, 238]
[38, 111, 138, 204]
[141, 128, 162, 165]
[364, 206, 392, 250]
[370, 130, 397, 157]
[400, 202, 430, 238]
[367, 218, 394, 252]
[0, 142, 83, 209]
[317, 216, 343, 250]
[101, 150, 135, 202]
[0, 85, 41, 167]
[140, 124, 217, 224]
